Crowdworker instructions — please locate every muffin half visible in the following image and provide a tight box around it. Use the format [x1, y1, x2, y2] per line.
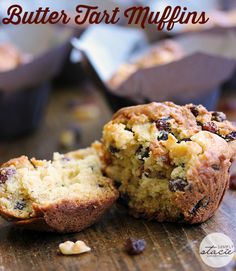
[0, 147, 118, 232]
[102, 102, 236, 224]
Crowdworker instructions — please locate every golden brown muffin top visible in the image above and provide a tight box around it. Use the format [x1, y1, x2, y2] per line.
[111, 102, 236, 158]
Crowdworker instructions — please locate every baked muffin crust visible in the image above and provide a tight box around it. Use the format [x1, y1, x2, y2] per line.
[0, 147, 118, 232]
[102, 102, 236, 223]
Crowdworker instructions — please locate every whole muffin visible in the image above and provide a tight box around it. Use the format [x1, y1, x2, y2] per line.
[102, 102, 236, 224]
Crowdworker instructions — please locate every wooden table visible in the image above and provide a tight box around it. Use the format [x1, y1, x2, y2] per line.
[0, 84, 235, 271]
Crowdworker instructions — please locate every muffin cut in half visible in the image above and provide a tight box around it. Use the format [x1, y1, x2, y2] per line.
[0, 147, 118, 232]
[102, 102, 236, 224]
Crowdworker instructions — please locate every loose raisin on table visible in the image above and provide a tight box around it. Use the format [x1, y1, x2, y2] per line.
[156, 118, 170, 131]
[157, 131, 169, 141]
[211, 111, 226, 122]
[169, 178, 190, 192]
[0, 168, 16, 184]
[14, 201, 26, 211]
[229, 174, 236, 190]
[202, 122, 218, 134]
[190, 106, 199, 117]
[225, 132, 236, 142]
[125, 238, 146, 255]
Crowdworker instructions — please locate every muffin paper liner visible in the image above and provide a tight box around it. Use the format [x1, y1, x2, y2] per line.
[0, 25, 73, 92]
[72, 25, 236, 110]
[0, 25, 73, 137]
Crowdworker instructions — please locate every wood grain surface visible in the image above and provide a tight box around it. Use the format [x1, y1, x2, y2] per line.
[0, 84, 235, 271]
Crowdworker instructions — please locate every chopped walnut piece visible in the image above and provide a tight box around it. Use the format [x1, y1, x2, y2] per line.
[59, 240, 91, 255]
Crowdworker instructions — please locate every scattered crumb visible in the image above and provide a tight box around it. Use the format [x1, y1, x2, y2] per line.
[72, 104, 100, 121]
[59, 126, 81, 149]
[59, 131, 76, 149]
[59, 240, 91, 255]
[124, 238, 146, 255]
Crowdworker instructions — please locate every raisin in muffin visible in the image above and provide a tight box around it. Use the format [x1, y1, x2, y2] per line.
[0, 147, 118, 232]
[101, 102, 236, 224]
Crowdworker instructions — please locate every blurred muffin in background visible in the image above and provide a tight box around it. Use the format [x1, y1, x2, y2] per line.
[222, 0, 236, 10]
[109, 40, 184, 89]
[185, 9, 236, 32]
[0, 43, 31, 72]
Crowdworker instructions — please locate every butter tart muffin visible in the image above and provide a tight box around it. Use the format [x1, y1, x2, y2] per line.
[109, 40, 184, 89]
[102, 102, 236, 224]
[0, 147, 118, 232]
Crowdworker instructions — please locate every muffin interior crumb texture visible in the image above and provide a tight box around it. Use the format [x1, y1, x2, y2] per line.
[102, 102, 236, 223]
[0, 148, 113, 220]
